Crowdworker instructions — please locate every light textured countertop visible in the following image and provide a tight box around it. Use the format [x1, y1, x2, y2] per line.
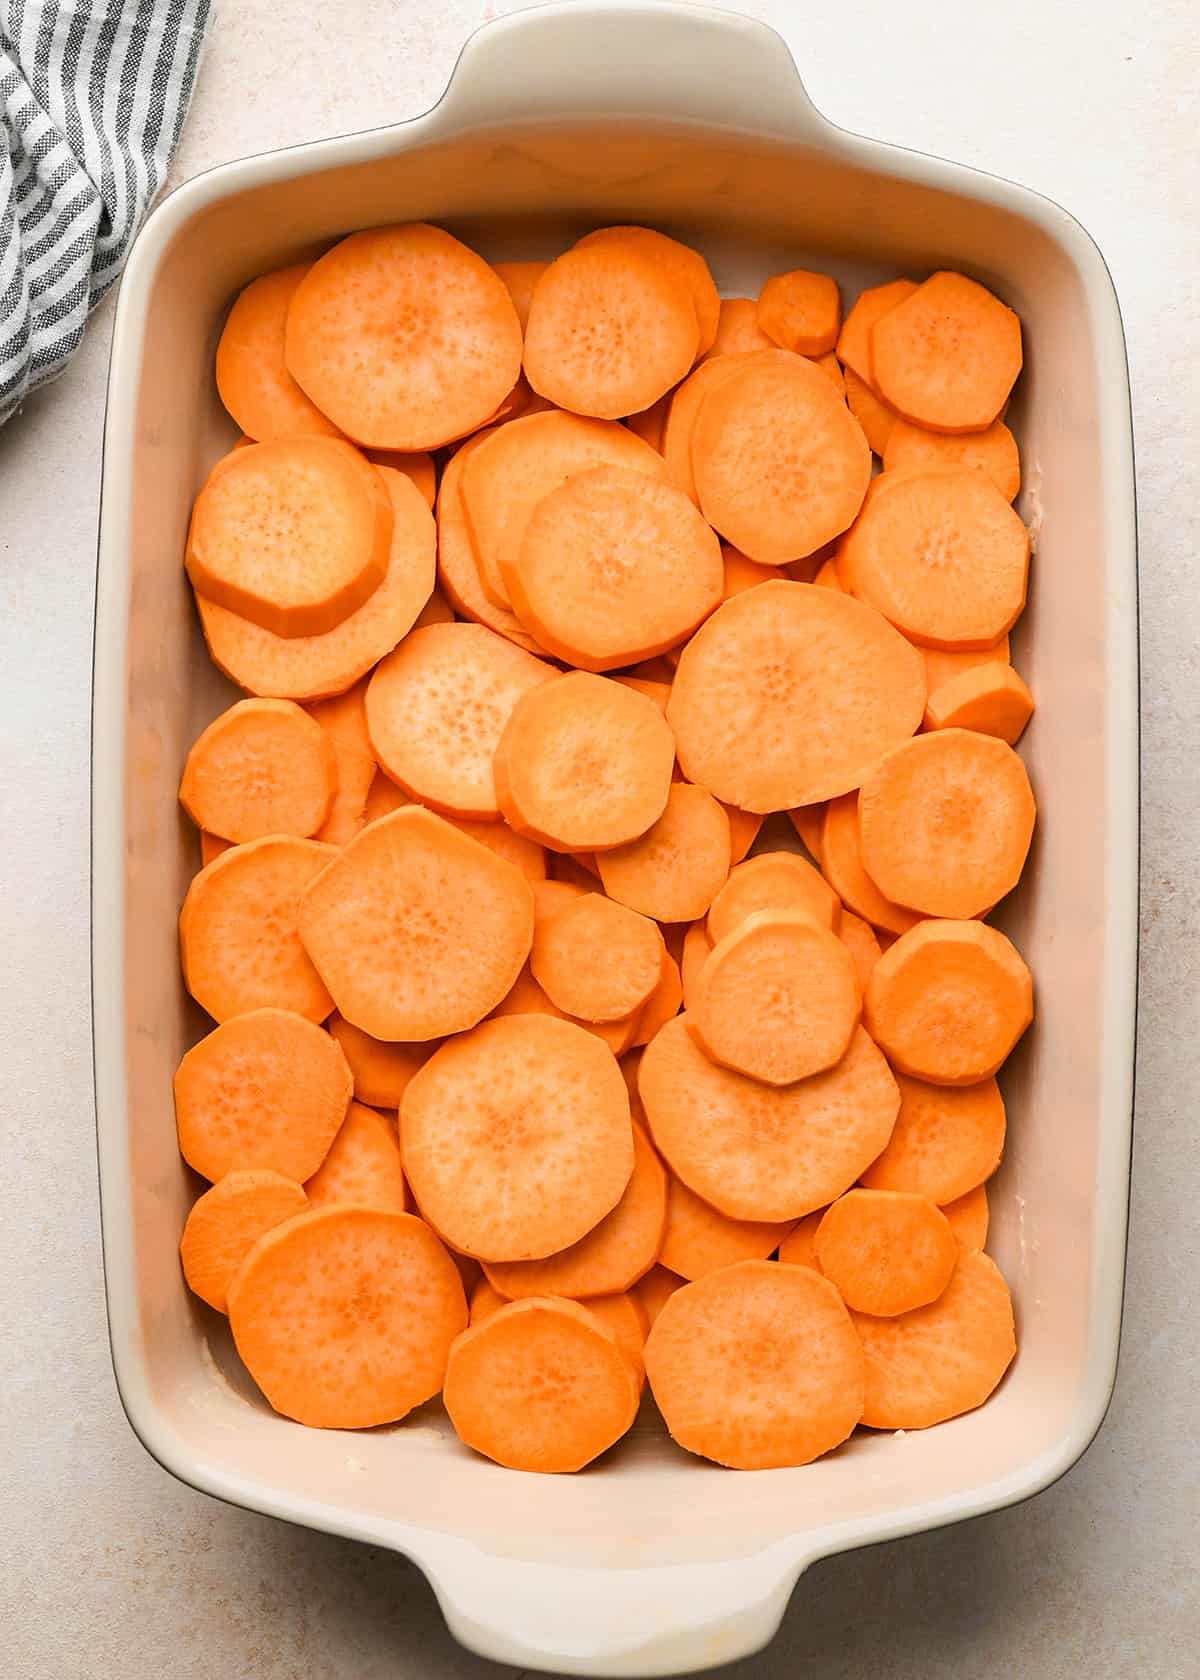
[3, 2, 1197, 1675]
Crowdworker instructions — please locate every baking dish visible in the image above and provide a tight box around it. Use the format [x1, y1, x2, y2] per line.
[92, 3, 1139, 1672]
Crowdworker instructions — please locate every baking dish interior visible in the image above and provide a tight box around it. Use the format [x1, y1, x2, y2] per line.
[108, 110, 1122, 1573]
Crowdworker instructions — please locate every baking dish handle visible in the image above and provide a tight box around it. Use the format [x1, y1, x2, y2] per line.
[417, 1540, 804, 1674]
[434, 0, 827, 141]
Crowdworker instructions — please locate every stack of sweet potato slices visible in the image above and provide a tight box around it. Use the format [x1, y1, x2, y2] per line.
[174, 224, 1032, 1472]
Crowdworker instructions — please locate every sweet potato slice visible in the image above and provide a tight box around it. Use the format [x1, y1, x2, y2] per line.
[661, 349, 793, 505]
[639, 1017, 899, 1222]
[757, 268, 841, 356]
[227, 1207, 467, 1426]
[489, 960, 642, 1059]
[186, 439, 392, 638]
[679, 922, 713, 1011]
[860, 1073, 1006, 1204]
[435, 427, 548, 653]
[645, 1261, 864, 1468]
[839, 908, 883, 990]
[691, 355, 871, 562]
[215, 263, 344, 443]
[531, 892, 664, 1023]
[707, 849, 840, 943]
[884, 416, 1020, 500]
[482, 1121, 666, 1299]
[327, 1013, 437, 1109]
[836, 278, 918, 384]
[297, 807, 534, 1041]
[723, 804, 764, 865]
[777, 1207, 824, 1271]
[942, 1184, 990, 1251]
[843, 366, 898, 455]
[402, 1014, 633, 1261]
[180, 1169, 309, 1314]
[575, 226, 720, 355]
[924, 662, 1035, 744]
[691, 909, 861, 1085]
[462, 409, 667, 610]
[443, 1297, 638, 1472]
[819, 792, 921, 937]
[699, 297, 774, 361]
[199, 831, 233, 867]
[362, 770, 410, 826]
[491, 260, 548, 331]
[174, 1008, 351, 1182]
[507, 465, 723, 671]
[659, 1172, 795, 1280]
[840, 469, 1029, 650]
[851, 1249, 1016, 1427]
[362, 448, 436, 507]
[305, 678, 378, 846]
[196, 467, 435, 701]
[668, 582, 926, 811]
[180, 837, 337, 1023]
[630, 948, 684, 1048]
[366, 622, 551, 819]
[285, 223, 523, 449]
[597, 782, 732, 923]
[815, 1189, 957, 1315]
[922, 635, 1010, 695]
[496, 671, 675, 853]
[180, 699, 336, 843]
[304, 1100, 410, 1213]
[858, 729, 1036, 919]
[863, 920, 1033, 1085]
[871, 271, 1022, 434]
[524, 242, 699, 418]
[721, 544, 779, 598]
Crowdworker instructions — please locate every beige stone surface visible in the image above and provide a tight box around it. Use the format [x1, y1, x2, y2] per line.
[1, 1, 1197, 1675]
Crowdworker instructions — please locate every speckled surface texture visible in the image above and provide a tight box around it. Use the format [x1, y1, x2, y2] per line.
[2, 2, 1197, 1674]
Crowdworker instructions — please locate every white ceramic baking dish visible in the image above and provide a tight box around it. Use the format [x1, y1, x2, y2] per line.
[92, 3, 1139, 1672]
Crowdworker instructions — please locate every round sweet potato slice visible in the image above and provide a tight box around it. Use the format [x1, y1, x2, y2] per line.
[297, 807, 533, 1041]
[668, 582, 926, 812]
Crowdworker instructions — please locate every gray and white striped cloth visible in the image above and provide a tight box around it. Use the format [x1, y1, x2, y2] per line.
[1, 0, 209, 425]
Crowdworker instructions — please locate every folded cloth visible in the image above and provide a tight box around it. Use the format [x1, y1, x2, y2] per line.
[0, 0, 209, 425]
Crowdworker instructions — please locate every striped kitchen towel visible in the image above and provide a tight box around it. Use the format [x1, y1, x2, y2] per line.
[0, 0, 210, 426]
